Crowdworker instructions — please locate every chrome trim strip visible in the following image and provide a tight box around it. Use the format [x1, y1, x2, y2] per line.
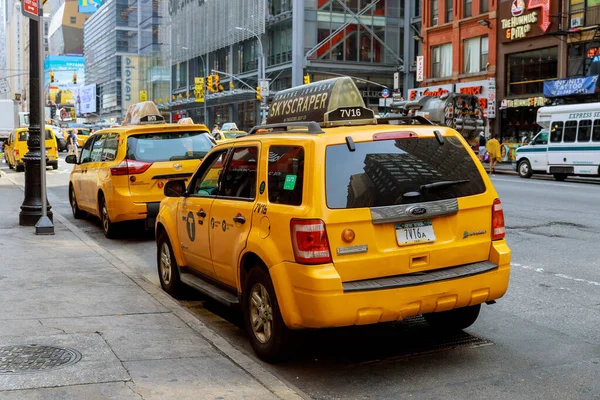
[370, 199, 458, 224]
[337, 244, 368, 256]
[342, 261, 498, 293]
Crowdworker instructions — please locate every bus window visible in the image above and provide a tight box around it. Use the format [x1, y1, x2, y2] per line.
[563, 121, 577, 142]
[550, 121, 563, 143]
[577, 120, 592, 142]
[593, 120, 600, 142]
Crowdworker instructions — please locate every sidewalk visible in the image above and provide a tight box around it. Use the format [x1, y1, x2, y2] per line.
[0, 175, 303, 399]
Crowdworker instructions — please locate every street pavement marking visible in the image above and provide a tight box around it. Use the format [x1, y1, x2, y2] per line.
[512, 262, 600, 287]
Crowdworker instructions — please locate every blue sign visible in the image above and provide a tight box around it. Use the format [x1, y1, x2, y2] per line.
[78, 0, 103, 14]
[544, 75, 599, 98]
[381, 88, 390, 98]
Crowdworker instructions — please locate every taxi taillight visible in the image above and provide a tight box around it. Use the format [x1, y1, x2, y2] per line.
[290, 219, 332, 265]
[110, 159, 153, 176]
[492, 198, 505, 240]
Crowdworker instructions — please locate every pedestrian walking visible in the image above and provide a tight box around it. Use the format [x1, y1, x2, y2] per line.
[486, 134, 501, 174]
[478, 133, 487, 161]
[212, 124, 222, 140]
[68, 129, 79, 158]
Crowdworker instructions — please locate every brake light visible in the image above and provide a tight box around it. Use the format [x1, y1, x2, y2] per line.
[291, 219, 332, 264]
[373, 131, 417, 141]
[492, 198, 505, 240]
[110, 159, 153, 176]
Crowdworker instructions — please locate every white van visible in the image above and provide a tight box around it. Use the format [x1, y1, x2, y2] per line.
[514, 102, 600, 181]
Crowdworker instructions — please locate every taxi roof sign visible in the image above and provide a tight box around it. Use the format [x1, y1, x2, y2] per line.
[267, 77, 376, 127]
[122, 101, 166, 126]
[177, 117, 194, 124]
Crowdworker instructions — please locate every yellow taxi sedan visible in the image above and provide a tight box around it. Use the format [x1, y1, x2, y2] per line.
[5, 126, 59, 171]
[215, 129, 247, 142]
[66, 102, 214, 238]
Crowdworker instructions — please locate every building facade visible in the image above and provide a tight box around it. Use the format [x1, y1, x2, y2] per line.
[163, 0, 413, 131]
[418, 0, 497, 136]
[47, 0, 91, 56]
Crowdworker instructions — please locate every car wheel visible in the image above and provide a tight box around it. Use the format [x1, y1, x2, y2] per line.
[553, 173, 567, 181]
[99, 195, 117, 239]
[69, 185, 84, 219]
[423, 304, 481, 332]
[243, 266, 293, 363]
[157, 231, 183, 298]
[517, 160, 532, 179]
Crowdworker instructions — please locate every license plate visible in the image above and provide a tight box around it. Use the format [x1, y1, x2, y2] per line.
[395, 220, 436, 246]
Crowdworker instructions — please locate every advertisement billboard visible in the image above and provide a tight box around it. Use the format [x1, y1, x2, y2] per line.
[44, 56, 85, 107]
[74, 84, 97, 116]
[78, 0, 103, 14]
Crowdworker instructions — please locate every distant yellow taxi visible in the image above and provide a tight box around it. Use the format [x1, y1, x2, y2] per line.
[63, 128, 93, 148]
[4, 126, 59, 171]
[214, 129, 247, 142]
[155, 77, 510, 362]
[66, 102, 214, 238]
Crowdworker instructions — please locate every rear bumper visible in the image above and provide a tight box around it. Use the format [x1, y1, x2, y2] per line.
[107, 191, 161, 226]
[270, 241, 511, 329]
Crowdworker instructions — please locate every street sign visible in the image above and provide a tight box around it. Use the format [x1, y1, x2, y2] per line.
[139, 90, 147, 102]
[381, 88, 390, 98]
[416, 56, 424, 82]
[393, 72, 399, 90]
[0, 79, 10, 94]
[21, 0, 40, 20]
[259, 79, 270, 97]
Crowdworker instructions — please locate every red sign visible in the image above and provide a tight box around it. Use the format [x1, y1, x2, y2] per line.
[22, 0, 40, 20]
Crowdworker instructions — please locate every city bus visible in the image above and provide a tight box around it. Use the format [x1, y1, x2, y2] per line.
[514, 102, 600, 181]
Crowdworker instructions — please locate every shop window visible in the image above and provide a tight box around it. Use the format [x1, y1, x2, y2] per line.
[432, 43, 452, 78]
[578, 120, 592, 142]
[507, 47, 558, 96]
[593, 120, 600, 142]
[268, 146, 304, 206]
[563, 121, 577, 143]
[464, 36, 487, 73]
[464, 0, 472, 17]
[550, 121, 563, 143]
[446, 0, 453, 22]
[431, 0, 439, 26]
[480, 0, 488, 13]
[567, 42, 600, 77]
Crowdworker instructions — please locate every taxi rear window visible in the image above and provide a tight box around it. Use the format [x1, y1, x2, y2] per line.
[325, 136, 486, 209]
[127, 131, 214, 162]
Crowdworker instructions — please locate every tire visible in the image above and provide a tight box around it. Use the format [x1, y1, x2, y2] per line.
[99, 194, 117, 239]
[157, 231, 184, 298]
[553, 173, 567, 181]
[423, 304, 481, 332]
[69, 185, 84, 219]
[243, 267, 293, 363]
[517, 160, 532, 179]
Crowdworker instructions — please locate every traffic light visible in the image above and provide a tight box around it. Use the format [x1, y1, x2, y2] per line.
[304, 75, 310, 85]
[73, 73, 77, 85]
[207, 75, 213, 92]
[214, 75, 221, 92]
[256, 86, 262, 101]
[50, 71, 55, 83]
[229, 81, 234, 90]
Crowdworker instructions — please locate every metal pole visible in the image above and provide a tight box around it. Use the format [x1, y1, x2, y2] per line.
[204, 55, 208, 125]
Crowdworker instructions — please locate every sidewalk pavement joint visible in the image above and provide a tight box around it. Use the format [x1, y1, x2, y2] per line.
[0, 170, 306, 400]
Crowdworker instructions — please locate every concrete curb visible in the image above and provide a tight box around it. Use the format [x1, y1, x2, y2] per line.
[0, 169, 307, 400]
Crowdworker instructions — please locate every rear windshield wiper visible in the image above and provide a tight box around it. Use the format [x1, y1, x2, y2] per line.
[420, 179, 470, 191]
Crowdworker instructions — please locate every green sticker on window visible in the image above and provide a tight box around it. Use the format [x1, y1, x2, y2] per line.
[283, 175, 297, 190]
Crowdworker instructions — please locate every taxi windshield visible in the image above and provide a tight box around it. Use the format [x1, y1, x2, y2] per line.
[18, 130, 53, 141]
[325, 136, 486, 209]
[127, 131, 214, 162]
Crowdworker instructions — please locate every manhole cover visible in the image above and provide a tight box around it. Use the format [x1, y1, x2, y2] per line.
[0, 345, 82, 374]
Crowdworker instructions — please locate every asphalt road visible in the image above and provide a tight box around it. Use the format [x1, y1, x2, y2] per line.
[3, 155, 599, 400]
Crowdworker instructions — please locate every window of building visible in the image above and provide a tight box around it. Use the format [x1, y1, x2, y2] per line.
[464, 0, 472, 17]
[432, 43, 452, 78]
[480, 0, 488, 13]
[464, 36, 487, 73]
[446, 0, 453, 22]
[70, 16, 76, 24]
[550, 121, 563, 143]
[507, 47, 558, 96]
[431, 0, 439, 26]
[567, 42, 600, 77]
[268, 146, 304, 206]
[578, 120, 592, 142]
[569, 0, 586, 29]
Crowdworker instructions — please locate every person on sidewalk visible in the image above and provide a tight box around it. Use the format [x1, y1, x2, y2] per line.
[478, 133, 487, 161]
[486, 134, 501, 174]
[68, 129, 79, 158]
[212, 124, 222, 141]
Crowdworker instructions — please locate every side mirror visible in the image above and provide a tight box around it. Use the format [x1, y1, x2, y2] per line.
[164, 180, 187, 197]
[65, 155, 78, 164]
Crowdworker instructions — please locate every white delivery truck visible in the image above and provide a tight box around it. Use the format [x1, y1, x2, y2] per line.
[0, 100, 20, 142]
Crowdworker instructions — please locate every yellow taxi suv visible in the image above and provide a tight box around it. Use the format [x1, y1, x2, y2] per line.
[155, 77, 510, 362]
[5, 126, 59, 171]
[66, 102, 214, 238]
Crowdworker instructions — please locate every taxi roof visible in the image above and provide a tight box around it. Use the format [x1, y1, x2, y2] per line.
[98, 122, 210, 135]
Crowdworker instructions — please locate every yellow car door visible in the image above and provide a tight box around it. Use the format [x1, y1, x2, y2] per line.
[74, 136, 96, 211]
[177, 148, 230, 279]
[209, 144, 259, 288]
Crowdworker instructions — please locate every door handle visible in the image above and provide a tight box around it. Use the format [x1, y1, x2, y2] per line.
[233, 215, 246, 224]
[197, 209, 206, 218]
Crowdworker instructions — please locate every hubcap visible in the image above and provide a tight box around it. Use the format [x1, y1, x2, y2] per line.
[159, 242, 172, 285]
[520, 163, 529, 175]
[249, 283, 273, 344]
[70, 189, 77, 211]
[102, 201, 109, 232]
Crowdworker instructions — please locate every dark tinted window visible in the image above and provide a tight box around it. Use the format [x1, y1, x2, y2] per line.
[550, 121, 563, 143]
[127, 131, 214, 162]
[325, 137, 486, 209]
[101, 133, 119, 161]
[268, 146, 304, 206]
[80, 136, 95, 164]
[577, 120, 592, 142]
[190, 150, 228, 196]
[593, 120, 600, 142]
[18, 130, 53, 141]
[219, 147, 258, 200]
[563, 121, 577, 142]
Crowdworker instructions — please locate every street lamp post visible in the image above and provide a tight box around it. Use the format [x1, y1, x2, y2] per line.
[235, 26, 267, 124]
